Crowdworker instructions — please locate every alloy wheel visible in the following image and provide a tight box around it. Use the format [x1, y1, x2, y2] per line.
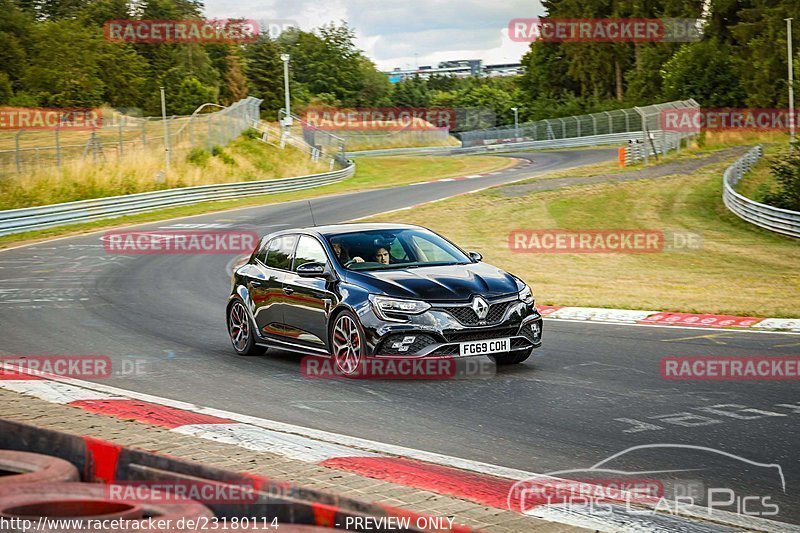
[229, 301, 250, 352]
[332, 314, 362, 375]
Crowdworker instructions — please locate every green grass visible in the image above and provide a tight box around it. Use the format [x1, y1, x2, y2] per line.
[363, 147, 800, 318]
[0, 154, 513, 248]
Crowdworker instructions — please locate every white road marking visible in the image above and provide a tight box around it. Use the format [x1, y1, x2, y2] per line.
[173, 423, 377, 462]
[0, 380, 123, 404]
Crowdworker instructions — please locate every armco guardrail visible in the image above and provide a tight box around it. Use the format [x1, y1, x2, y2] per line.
[723, 145, 800, 239]
[347, 131, 647, 157]
[0, 162, 354, 237]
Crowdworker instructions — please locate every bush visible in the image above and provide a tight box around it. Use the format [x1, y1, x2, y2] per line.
[241, 128, 261, 140]
[186, 147, 210, 166]
[763, 153, 800, 211]
[211, 145, 236, 166]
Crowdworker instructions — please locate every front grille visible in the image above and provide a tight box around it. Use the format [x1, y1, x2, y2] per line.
[440, 301, 511, 325]
[510, 338, 533, 350]
[430, 345, 460, 356]
[377, 333, 437, 355]
[443, 327, 519, 343]
[521, 321, 542, 345]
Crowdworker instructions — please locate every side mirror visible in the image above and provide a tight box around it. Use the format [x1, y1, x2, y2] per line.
[296, 262, 330, 279]
[468, 251, 483, 262]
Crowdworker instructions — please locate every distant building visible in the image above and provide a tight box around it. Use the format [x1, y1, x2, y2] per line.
[385, 59, 523, 82]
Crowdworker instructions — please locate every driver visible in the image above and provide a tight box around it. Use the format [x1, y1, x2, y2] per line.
[374, 246, 391, 265]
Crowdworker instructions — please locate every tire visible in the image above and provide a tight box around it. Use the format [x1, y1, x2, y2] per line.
[492, 349, 533, 365]
[228, 299, 266, 356]
[0, 451, 79, 486]
[0, 482, 212, 531]
[329, 310, 366, 378]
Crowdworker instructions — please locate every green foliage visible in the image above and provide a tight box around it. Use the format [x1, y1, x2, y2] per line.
[241, 128, 260, 140]
[1, 0, 798, 136]
[661, 39, 745, 106]
[186, 147, 210, 166]
[211, 145, 236, 165]
[244, 34, 284, 120]
[763, 153, 800, 211]
[0, 73, 12, 104]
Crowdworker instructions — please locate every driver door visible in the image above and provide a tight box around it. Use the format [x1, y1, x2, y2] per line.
[281, 235, 335, 349]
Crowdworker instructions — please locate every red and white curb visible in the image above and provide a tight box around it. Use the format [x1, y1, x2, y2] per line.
[537, 305, 800, 332]
[0, 364, 796, 532]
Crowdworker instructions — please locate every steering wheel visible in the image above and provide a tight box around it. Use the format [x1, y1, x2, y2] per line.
[344, 259, 357, 267]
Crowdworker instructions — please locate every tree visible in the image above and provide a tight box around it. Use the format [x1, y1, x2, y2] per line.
[661, 39, 745, 107]
[171, 76, 218, 114]
[22, 20, 106, 106]
[730, 0, 800, 107]
[244, 34, 283, 118]
[391, 76, 431, 107]
[220, 50, 249, 105]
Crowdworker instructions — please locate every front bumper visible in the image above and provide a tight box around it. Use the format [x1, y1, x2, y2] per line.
[359, 296, 543, 358]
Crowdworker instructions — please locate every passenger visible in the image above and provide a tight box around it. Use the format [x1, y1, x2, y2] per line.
[332, 241, 363, 264]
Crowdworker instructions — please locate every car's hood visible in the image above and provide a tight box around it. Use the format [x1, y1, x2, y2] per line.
[346, 262, 523, 301]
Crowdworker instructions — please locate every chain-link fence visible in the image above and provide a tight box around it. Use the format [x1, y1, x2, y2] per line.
[278, 110, 349, 166]
[459, 99, 699, 151]
[0, 97, 262, 175]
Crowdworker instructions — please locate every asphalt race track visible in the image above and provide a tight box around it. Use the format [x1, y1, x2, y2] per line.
[1, 148, 798, 524]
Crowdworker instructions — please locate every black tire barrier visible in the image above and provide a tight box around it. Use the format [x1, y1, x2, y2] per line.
[0, 482, 213, 532]
[0, 450, 79, 486]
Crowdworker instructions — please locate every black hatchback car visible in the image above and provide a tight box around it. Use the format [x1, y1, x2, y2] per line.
[227, 223, 542, 375]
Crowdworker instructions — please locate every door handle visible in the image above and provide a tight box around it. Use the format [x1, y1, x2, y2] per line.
[283, 287, 294, 295]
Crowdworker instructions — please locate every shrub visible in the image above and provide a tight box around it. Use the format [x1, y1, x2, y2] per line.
[186, 147, 210, 166]
[211, 145, 236, 166]
[763, 153, 800, 211]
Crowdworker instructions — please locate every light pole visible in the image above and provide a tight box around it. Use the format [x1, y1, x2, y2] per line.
[787, 18, 795, 152]
[280, 54, 293, 127]
[511, 107, 519, 138]
[160, 86, 170, 176]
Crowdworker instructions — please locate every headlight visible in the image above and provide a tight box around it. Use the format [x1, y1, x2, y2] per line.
[519, 285, 534, 305]
[370, 295, 431, 320]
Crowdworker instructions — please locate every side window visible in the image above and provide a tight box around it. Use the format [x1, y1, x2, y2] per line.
[254, 238, 270, 264]
[293, 236, 328, 271]
[265, 235, 297, 270]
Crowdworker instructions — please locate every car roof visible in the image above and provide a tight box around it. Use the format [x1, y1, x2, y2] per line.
[274, 223, 425, 238]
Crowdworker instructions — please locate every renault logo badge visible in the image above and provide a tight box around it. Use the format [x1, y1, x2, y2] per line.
[472, 296, 489, 320]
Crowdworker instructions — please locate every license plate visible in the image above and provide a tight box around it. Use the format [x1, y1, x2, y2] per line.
[459, 338, 510, 356]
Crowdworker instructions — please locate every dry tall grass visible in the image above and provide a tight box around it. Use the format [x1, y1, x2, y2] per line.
[0, 135, 326, 209]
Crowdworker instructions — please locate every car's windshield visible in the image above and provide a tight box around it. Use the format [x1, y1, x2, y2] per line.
[326, 228, 470, 270]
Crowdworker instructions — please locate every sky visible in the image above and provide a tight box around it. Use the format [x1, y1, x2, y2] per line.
[204, 0, 543, 70]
